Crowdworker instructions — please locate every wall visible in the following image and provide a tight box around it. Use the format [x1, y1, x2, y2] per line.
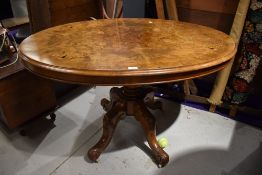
[123, 0, 145, 18]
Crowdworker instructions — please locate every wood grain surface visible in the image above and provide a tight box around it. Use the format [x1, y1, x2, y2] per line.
[19, 18, 236, 85]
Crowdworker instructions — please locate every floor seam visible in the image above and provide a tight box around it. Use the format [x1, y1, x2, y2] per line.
[48, 127, 102, 175]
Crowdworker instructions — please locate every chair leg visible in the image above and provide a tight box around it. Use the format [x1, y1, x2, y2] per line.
[183, 80, 191, 95]
[155, 0, 165, 19]
[209, 104, 217, 113]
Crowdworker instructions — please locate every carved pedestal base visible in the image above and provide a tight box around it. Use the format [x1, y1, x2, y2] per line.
[88, 86, 169, 167]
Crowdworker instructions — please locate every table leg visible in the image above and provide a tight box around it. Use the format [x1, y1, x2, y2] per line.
[145, 93, 163, 110]
[87, 86, 169, 167]
[134, 102, 169, 167]
[88, 88, 126, 161]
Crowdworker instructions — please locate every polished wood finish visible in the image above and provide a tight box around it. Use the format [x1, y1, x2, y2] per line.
[0, 55, 58, 129]
[0, 70, 56, 129]
[88, 86, 168, 167]
[19, 19, 236, 167]
[19, 19, 236, 86]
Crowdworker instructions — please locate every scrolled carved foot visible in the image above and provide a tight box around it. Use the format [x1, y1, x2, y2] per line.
[88, 148, 101, 162]
[88, 100, 126, 162]
[154, 151, 169, 168]
[101, 98, 111, 112]
[88, 86, 170, 167]
[134, 103, 169, 168]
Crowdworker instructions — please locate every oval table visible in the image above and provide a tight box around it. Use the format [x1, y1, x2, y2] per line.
[19, 19, 236, 167]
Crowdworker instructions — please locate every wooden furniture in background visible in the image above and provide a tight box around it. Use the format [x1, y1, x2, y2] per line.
[0, 0, 100, 130]
[26, 0, 100, 33]
[0, 59, 56, 129]
[176, 0, 239, 33]
[19, 19, 236, 167]
[155, 0, 197, 97]
[208, 0, 250, 113]
[155, 0, 239, 33]
[155, 0, 178, 20]
[157, 0, 255, 117]
[155, 0, 165, 19]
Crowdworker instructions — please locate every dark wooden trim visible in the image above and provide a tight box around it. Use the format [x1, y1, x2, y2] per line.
[21, 57, 231, 86]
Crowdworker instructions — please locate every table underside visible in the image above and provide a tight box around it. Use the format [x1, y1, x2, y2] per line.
[88, 86, 169, 167]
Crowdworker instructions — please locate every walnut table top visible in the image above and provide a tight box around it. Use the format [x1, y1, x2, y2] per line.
[19, 18, 236, 86]
[19, 18, 237, 167]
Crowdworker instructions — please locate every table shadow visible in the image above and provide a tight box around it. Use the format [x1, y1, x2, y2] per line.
[80, 98, 181, 162]
[155, 122, 262, 175]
